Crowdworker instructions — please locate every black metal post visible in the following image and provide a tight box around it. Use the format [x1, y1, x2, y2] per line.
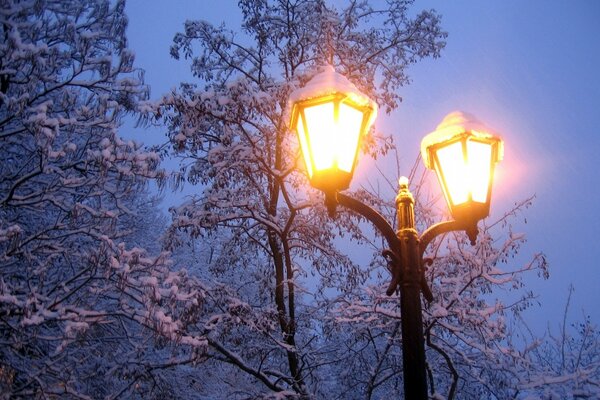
[396, 180, 428, 399]
[332, 187, 428, 399]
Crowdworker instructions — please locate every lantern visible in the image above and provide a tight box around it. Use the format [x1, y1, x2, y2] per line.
[421, 111, 503, 222]
[289, 66, 377, 193]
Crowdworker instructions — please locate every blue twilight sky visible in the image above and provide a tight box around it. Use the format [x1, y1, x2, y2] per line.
[124, 0, 600, 332]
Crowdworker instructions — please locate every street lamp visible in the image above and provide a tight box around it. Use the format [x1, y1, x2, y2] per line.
[289, 67, 503, 399]
[289, 65, 378, 194]
[421, 111, 503, 225]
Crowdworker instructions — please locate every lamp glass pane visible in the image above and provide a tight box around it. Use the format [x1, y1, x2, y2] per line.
[467, 140, 493, 203]
[337, 103, 363, 172]
[296, 113, 313, 178]
[436, 141, 469, 205]
[304, 102, 336, 172]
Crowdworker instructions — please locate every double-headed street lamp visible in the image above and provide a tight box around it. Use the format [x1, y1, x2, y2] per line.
[289, 66, 503, 399]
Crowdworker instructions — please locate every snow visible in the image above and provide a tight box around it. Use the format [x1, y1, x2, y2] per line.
[201, 90, 215, 101]
[0, 224, 22, 242]
[139, 276, 158, 286]
[288, 64, 378, 125]
[64, 142, 77, 152]
[179, 336, 207, 347]
[65, 321, 89, 336]
[431, 304, 449, 317]
[2, 0, 597, 397]
[22, 315, 44, 326]
[0, 294, 19, 304]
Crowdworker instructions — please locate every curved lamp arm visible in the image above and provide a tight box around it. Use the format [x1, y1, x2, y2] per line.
[328, 192, 404, 297]
[419, 220, 478, 258]
[333, 192, 401, 251]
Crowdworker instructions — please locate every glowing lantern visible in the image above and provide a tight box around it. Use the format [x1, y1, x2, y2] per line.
[421, 111, 503, 222]
[289, 65, 378, 193]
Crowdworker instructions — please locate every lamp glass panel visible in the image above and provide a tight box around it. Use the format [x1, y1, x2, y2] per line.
[337, 103, 364, 172]
[303, 102, 336, 171]
[467, 140, 493, 203]
[436, 141, 469, 206]
[296, 112, 313, 178]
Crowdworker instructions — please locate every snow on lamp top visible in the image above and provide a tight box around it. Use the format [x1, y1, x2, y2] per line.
[289, 65, 378, 126]
[420, 111, 504, 169]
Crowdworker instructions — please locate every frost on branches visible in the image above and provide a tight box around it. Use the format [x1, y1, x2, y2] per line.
[0, 1, 206, 398]
[146, 0, 594, 398]
[154, 0, 446, 398]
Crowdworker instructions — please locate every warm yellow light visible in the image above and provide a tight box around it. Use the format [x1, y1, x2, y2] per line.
[298, 101, 364, 176]
[435, 138, 494, 207]
[468, 139, 493, 203]
[304, 102, 336, 172]
[296, 112, 313, 178]
[337, 103, 363, 172]
[436, 141, 469, 205]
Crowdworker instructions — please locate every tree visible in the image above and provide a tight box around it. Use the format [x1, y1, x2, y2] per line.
[504, 287, 600, 399]
[150, 0, 565, 398]
[155, 0, 446, 397]
[0, 1, 207, 398]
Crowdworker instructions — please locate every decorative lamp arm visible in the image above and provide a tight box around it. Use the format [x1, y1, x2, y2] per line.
[332, 192, 401, 251]
[326, 192, 403, 296]
[419, 220, 478, 259]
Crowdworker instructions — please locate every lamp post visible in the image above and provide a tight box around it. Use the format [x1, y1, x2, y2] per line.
[289, 67, 503, 399]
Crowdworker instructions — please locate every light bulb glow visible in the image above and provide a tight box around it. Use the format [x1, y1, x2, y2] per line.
[300, 101, 364, 175]
[435, 139, 494, 207]
[436, 141, 469, 205]
[296, 112, 313, 178]
[337, 103, 363, 172]
[303, 102, 336, 172]
[468, 140, 493, 203]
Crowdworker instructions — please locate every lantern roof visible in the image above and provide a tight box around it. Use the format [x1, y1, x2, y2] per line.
[421, 111, 503, 169]
[289, 65, 378, 122]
